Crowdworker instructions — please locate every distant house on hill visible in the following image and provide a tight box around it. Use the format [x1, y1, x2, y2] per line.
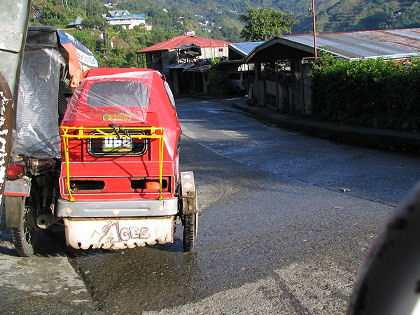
[137, 34, 230, 95]
[66, 16, 83, 29]
[105, 10, 152, 30]
[103, 2, 117, 8]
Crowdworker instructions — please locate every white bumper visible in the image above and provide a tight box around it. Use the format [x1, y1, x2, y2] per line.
[64, 216, 174, 250]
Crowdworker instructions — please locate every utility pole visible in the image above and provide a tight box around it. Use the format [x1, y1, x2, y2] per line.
[312, 0, 318, 59]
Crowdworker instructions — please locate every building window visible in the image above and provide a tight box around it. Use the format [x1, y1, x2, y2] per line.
[219, 48, 223, 52]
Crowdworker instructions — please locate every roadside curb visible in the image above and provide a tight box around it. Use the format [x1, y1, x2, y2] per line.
[228, 100, 420, 154]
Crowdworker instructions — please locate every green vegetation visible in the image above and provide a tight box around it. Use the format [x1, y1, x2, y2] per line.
[239, 8, 295, 41]
[111, 0, 419, 34]
[30, 0, 106, 27]
[310, 56, 420, 132]
[311, 0, 420, 33]
[208, 58, 224, 85]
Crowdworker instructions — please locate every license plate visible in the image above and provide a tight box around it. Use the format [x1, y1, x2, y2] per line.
[102, 137, 132, 152]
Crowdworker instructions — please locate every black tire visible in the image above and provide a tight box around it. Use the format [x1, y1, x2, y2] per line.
[11, 198, 41, 257]
[183, 214, 196, 252]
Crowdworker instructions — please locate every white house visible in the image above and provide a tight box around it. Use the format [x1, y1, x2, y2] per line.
[105, 10, 152, 30]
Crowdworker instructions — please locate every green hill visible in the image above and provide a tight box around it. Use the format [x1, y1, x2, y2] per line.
[105, 0, 419, 35]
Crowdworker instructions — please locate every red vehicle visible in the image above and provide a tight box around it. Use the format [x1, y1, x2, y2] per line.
[5, 66, 198, 255]
[58, 68, 198, 251]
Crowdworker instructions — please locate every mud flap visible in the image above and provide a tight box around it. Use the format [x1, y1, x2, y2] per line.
[3, 179, 31, 228]
[63, 217, 174, 250]
[180, 171, 198, 238]
[180, 171, 198, 215]
[4, 196, 24, 228]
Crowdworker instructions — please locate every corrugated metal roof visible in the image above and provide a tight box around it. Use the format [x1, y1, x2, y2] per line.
[168, 62, 193, 70]
[67, 16, 83, 27]
[185, 65, 210, 72]
[137, 35, 230, 53]
[284, 28, 420, 59]
[229, 42, 264, 57]
[168, 62, 210, 72]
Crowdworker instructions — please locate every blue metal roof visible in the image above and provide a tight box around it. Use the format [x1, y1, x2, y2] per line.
[229, 42, 264, 57]
[106, 14, 147, 21]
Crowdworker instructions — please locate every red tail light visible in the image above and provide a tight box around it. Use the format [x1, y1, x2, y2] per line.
[7, 165, 25, 179]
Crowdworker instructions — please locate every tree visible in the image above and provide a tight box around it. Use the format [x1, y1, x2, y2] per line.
[239, 7, 295, 41]
[81, 16, 105, 29]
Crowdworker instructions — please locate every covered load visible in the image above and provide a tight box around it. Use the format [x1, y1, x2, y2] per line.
[61, 68, 179, 160]
[12, 26, 98, 159]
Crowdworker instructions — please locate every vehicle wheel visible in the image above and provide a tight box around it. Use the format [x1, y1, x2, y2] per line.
[11, 198, 41, 257]
[183, 214, 197, 252]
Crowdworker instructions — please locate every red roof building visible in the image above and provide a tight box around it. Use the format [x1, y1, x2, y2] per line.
[137, 34, 229, 53]
[136, 34, 230, 75]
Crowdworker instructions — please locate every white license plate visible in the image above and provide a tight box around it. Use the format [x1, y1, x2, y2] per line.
[102, 137, 132, 152]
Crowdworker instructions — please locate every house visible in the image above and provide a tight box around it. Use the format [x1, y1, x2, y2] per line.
[137, 34, 230, 95]
[66, 16, 83, 29]
[105, 10, 152, 30]
[137, 34, 229, 74]
[245, 28, 420, 114]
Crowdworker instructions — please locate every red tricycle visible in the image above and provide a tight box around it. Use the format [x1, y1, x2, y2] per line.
[57, 68, 198, 251]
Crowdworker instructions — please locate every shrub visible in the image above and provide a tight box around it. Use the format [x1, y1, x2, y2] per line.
[310, 56, 420, 132]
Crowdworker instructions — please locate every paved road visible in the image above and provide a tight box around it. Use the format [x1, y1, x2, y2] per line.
[2, 97, 420, 314]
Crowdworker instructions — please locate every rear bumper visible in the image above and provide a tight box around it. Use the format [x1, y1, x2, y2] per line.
[56, 198, 179, 218]
[64, 217, 174, 249]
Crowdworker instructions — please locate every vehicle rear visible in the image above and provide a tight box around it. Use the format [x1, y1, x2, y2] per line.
[57, 68, 186, 249]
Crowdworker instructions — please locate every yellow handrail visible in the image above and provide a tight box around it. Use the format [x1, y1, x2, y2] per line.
[60, 126, 165, 201]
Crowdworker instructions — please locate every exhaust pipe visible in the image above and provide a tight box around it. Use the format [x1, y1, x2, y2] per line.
[36, 214, 58, 229]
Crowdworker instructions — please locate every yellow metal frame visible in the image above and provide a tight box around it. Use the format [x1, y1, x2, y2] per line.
[60, 126, 165, 202]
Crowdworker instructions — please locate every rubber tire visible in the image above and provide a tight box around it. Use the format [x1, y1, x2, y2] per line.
[11, 198, 41, 257]
[183, 214, 196, 252]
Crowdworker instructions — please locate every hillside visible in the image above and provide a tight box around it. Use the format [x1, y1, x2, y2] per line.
[105, 0, 419, 35]
[30, 0, 419, 41]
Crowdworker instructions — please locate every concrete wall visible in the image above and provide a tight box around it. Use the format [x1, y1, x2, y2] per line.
[201, 47, 228, 59]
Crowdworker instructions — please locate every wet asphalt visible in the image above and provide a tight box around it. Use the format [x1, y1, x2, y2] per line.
[65, 97, 420, 314]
